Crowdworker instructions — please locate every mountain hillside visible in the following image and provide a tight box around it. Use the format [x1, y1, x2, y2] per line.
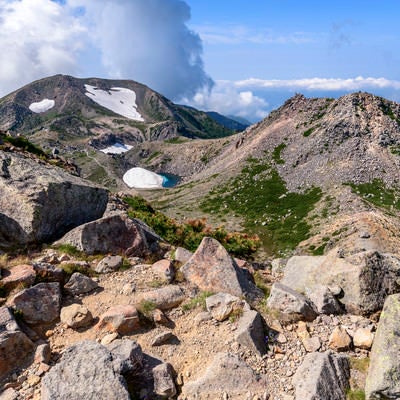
[141, 92, 400, 257]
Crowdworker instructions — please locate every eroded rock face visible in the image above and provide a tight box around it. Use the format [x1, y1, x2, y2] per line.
[179, 352, 268, 400]
[281, 251, 400, 315]
[41, 341, 132, 400]
[0, 151, 108, 247]
[0, 307, 34, 380]
[182, 237, 262, 301]
[365, 294, 400, 399]
[292, 351, 350, 400]
[56, 214, 162, 257]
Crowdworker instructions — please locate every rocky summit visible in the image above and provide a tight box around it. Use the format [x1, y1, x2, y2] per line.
[1, 78, 400, 399]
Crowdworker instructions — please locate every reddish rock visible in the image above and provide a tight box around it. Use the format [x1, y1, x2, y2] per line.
[329, 326, 352, 351]
[96, 305, 140, 335]
[151, 259, 175, 283]
[0, 264, 36, 292]
[182, 237, 262, 301]
[9, 282, 61, 325]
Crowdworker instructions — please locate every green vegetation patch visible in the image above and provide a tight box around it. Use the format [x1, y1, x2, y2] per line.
[1, 134, 47, 158]
[303, 127, 316, 137]
[124, 196, 259, 258]
[347, 179, 400, 212]
[272, 143, 286, 164]
[201, 158, 322, 255]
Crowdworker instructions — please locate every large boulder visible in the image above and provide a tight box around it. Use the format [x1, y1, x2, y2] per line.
[0, 150, 108, 246]
[8, 282, 61, 325]
[292, 352, 350, 400]
[365, 294, 400, 399]
[41, 341, 133, 400]
[179, 352, 268, 399]
[181, 237, 262, 301]
[0, 307, 34, 380]
[56, 213, 162, 256]
[280, 251, 400, 315]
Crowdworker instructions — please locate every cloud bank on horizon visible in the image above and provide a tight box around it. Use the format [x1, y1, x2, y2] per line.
[1, 0, 400, 122]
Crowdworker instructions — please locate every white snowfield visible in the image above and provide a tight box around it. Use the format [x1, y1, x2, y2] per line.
[100, 142, 133, 154]
[29, 99, 55, 113]
[123, 167, 164, 189]
[85, 84, 144, 121]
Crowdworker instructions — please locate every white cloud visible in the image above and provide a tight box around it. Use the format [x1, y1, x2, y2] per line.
[183, 80, 269, 121]
[235, 76, 400, 91]
[0, 0, 85, 96]
[195, 24, 315, 45]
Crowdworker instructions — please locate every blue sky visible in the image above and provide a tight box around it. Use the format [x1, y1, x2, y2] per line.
[1, 0, 400, 121]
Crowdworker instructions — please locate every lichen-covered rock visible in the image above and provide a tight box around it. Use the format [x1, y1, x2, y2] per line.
[0, 150, 108, 247]
[56, 214, 162, 256]
[365, 294, 400, 399]
[41, 341, 132, 400]
[182, 237, 262, 301]
[0, 306, 34, 380]
[293, 352, 350, 400]
[9, 282, 61, 325]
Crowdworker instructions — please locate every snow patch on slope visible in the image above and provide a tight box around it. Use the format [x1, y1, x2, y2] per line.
[85, 84, 144, 121]
[100, 142, 133, 154]
[29, 99, 55, 113]
[123, 167, 163, 189]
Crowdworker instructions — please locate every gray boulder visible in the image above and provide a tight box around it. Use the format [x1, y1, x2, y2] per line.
[179, 352, 268, 399]
[365, 294, 400, 399]
[235, 310, 266, 356]
[106, 339, 143, 375]
[56, 213, 162, 256]
[9, 282, 61, 325]
[0, 150, 108, 247]
[64, 272, 98, 295]
[306, 285, 343, 315]
[281, 251, 400, 315]
[41, 341, 132, 400]
[182, 237, 262, 301]
[0, 307, 34, 380]
[267, 283, 318, 322]
[94, 255, 123, 274]
[292, 352, 350, 400]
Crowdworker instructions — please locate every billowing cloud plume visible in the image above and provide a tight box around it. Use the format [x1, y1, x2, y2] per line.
[0, 0, 212, 100]
[69, 0, 213, 100]
[0, 0, 85, 95]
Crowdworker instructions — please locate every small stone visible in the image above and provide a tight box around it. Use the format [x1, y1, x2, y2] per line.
[152, 309, 169, 325]
[276, 333, 287, 344]
[101, 332, 119, 345]
[359, 231, 371, 239]
[353, 327, 374, 350]
[302, 336, 321, 352]
[96, 305, 140, 335]
[152, 259, 175, 283]
[64, 272, 98, 296]
[27, 375, 41, 386]
[60, 304, 93, 329]
[153, 363, 177, 398]
[121, 283, 136, 295]
[151, 331, 174, 346]
[0, 388, 19, 400]
[329, 326, 352, 351]
[94, 255, 123, 274]
[206, 293, 242, 322]
[34, 343, 51, 364]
